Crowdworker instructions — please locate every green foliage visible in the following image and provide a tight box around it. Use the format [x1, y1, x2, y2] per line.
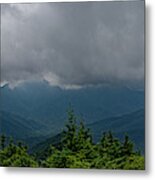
[62, 109, 78, 152]
[0, 109, 145, 169]
[42, 110, 144, 169]
[123, 155, 145, 170]
[0, 134, 6, 150]
[62, 109, 93, 151]
[121, 134, 134, 156]
[0, 137, 38, 167]
[42, 147, 91, 168]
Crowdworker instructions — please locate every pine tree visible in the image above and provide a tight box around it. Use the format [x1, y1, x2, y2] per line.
[77, 120, 92, 150]
[121, 134, 134, 156]
[62, 108, 78, 152]
[0, 137, 38, 167]
[0, 134, 6, 150]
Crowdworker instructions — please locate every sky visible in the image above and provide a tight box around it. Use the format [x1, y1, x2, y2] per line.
[1, 1, 144, 89]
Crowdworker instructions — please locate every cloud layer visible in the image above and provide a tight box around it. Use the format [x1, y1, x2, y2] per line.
[1, 1, 144, 88]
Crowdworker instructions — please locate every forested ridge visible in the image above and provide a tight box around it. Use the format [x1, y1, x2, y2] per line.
[0, 109, 144, 169]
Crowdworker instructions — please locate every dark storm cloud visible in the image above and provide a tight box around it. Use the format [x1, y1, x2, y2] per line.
[1, 1, 144, 88]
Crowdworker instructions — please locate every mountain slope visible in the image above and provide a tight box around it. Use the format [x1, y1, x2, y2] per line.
[0, 110, 48, 142]
[88, 109, 144, 151]
[30, 133, 62, 159]
[0, 81, 144, 135]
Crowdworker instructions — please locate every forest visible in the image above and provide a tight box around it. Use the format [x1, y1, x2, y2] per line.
[0, 109, 144, 170]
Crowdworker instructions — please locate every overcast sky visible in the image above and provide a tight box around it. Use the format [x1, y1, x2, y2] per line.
[1, 1, 144, 89]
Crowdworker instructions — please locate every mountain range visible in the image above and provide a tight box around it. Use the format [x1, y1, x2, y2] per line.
[0, 81, 144, 152]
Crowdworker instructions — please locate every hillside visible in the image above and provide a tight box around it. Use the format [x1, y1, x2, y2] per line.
[0, 110, 48, 145]
[0, 81, 144, 136]
[30, 133, 62, 159]
[88, 109, 145, 151]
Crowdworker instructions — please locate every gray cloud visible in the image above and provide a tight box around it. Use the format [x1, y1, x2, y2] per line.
[1, 1, 144, 88]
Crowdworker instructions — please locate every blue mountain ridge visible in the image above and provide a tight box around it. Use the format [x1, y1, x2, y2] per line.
[0, 81, 144, 151]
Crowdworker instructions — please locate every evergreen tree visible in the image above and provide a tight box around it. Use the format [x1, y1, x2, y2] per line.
[77, 120, 92, 148]
[121, 135, 134, 156]
[0, 138, 38, 167]
[0, 110, 145, 170]
[62, 109, 78, 152]
[0, 135, 6, 150]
